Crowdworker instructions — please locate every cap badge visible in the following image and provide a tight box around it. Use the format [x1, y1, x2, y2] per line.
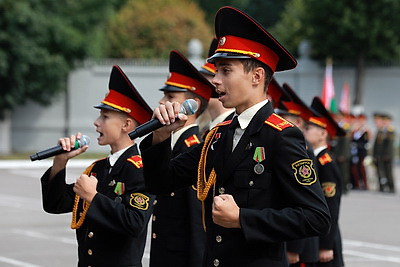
[219, 37, 226, 46]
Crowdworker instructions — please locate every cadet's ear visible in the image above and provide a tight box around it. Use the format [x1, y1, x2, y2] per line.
[122, 117, 137, 132]
[252, 67, 265, 86]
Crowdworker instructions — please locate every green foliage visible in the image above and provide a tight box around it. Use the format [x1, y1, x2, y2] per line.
[0, 0, 123, 118]
[193, 0, 288, 28]
[105, 0, 213, 59]
[273, 0, 400, 64]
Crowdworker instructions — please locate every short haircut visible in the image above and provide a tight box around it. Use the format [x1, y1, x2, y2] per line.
[241, 59, 273, 92]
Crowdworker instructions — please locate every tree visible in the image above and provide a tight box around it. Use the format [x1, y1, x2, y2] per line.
[105, 0, 213, 59]
[273, 0, 400, 106]
[0, 0, 123, 119]
[193, 0, 288, 28]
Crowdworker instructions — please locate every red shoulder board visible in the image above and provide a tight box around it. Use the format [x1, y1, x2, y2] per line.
[184, 134, 201, 147]
[215, 120, 232, 127]
[319, 153, 332, 165]
[264, 114, 293, 131]
[127, 155, 143, 168]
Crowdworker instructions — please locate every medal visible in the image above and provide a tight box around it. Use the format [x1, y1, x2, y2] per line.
[108, 179, 116, 186]
[254, 163, 264, 174]
[114, 182, 125, 203]
[253, 147, 266, 175]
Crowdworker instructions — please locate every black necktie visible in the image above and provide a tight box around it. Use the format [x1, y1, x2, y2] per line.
[226, 116, 239, 154]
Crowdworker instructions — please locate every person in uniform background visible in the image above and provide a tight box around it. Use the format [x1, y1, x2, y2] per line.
[380, 113, 396, 193]
[372, 112, 396, 193]
[140, 6, 330, 267]
[304, 97, 345, 267]
[372, 112, 385, 191]
[331, 111, 352, 193]
[149, 50, 215, 267]
[350, 113, 370, 190]
[270, 81, 320, 267]
[40, 65, 155, 267]
[197, 37, 234, 138]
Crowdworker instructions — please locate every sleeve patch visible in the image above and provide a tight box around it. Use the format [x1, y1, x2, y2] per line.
[184, 134, 201, 147]
[291, 159, 317, 185]
[129, 193, 150, 210]
[321, 182, 336, 197]
[127, 155, 143, 168]
[319, 153, 332, 165]
[265, 113, 294, 131]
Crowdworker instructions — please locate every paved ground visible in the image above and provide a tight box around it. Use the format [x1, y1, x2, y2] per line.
[0, 159, 399, 267]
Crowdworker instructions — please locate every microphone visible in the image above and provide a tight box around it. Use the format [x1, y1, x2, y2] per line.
[128, 99, 198, 140]
[30, 135, 90, 161]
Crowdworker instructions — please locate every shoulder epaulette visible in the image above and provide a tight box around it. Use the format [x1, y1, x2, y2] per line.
[264, 113, 294, 131]
[127, 155, 143, 168]
[215, 120, 232, 127]
[184, 134, 201, 147]
[319, 153, 332, 165]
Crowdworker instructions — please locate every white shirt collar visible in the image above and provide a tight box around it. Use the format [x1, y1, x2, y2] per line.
[108, 145, 132, 166]
[313, 145, 328, 157]
[236, 99, 269, 130]
[171, 124, 197, 149]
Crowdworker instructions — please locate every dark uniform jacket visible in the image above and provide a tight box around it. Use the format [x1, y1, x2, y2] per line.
[150, 125, 206, 267]
[41, 145, 154, 267]
[315, 148, 344, 267]
[286, 140, 320, 265]
[141, 102, 330, 267]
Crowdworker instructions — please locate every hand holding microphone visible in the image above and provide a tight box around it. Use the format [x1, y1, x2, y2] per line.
[128, 99, 198, 140]
[30, 133, 90, 161]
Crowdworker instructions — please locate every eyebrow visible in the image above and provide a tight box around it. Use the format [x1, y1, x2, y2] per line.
[216, 62, 234, 67]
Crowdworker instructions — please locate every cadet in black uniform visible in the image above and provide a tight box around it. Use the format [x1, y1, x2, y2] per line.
[149, 50, 215, 267]
[304, 97, 345, 267]
[40, 66, 155, 267]
[270, 81, 320, 267]
[140, 7, 330, 267]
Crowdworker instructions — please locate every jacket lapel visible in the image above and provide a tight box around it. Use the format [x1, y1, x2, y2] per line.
[218, 102, 274, 184]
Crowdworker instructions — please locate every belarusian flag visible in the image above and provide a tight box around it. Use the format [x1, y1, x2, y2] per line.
[321, 58, 337, 113]
[339, 82, 350, 114]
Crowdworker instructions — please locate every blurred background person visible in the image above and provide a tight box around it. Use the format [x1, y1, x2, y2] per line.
[350, 113, 370, 190]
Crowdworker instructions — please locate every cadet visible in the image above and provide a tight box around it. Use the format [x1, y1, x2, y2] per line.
[149, 50, 215, 267]
[40, 66, 155, 267]
[140, 6, 330, 266]
[330, 111, 352, 193]
[304, 97, 345, 267]
[270, 81, 320, 267]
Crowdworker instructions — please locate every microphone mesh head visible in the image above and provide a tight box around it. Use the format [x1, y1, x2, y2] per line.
[180, 99, 199, 115]
[79, 135, 91, 147]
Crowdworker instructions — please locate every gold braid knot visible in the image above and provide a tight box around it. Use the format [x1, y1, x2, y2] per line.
[71, 162, 96, 229]
[197, 127, 219, 231]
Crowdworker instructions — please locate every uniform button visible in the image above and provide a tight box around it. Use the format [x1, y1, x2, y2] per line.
[88, 232, 94, 238]
[215, 235, 222, 243]
[153, 199, 157, 205]
[170, 192, 175, 197]
[213, 259, 220, 266]
[152, 215, 156, 221]
[152, 233, 157, 239]
[249, 180, 254, 186]
[218, 187, 225, 194]
[88, 249, 93, 256]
